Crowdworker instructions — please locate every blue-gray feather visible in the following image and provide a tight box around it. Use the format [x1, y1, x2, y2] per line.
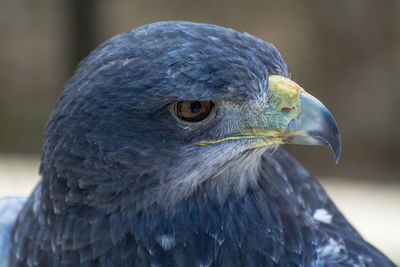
[0, 197, 26, 267]
[4, 21, 395, 266]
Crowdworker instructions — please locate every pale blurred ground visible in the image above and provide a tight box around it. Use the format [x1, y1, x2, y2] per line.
[0, 154, 399, 264]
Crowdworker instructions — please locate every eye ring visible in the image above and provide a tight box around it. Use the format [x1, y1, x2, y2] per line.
[173, 100, 215, 122]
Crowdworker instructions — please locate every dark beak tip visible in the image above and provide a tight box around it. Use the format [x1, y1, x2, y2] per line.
[331, 138, 341, 164]
[288, 92, 342, 164]
[327, 117, 341, 164]
[314, 133, 341, 164]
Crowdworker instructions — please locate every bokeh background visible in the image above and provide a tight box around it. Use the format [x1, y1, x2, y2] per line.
[0, 0, 399, 264]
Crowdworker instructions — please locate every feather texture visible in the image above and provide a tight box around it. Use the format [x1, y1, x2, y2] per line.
[8, 149, 395, 266]
[3, 21, 395, 266]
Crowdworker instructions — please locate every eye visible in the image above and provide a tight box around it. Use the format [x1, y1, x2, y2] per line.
[174, 100, 215, 122]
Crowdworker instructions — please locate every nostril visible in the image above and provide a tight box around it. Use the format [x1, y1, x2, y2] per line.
[280, 107, 293, 114]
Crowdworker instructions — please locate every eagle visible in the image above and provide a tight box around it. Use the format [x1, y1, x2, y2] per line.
[0, 21, 395, 266]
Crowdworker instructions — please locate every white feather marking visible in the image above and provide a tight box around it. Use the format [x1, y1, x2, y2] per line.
[313, 208, 333, 224]
[317, 238, 345, 258]
[199, 260, 212, 267]
[155, 234, 176, 251]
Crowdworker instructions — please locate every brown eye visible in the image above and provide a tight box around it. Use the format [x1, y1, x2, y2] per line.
[174, 100, 215, 122]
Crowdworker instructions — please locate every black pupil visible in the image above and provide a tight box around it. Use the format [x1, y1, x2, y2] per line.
[190, 101, 202, 114]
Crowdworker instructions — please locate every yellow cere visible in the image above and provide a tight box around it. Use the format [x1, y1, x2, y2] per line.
[268, 75, 304, 96]
[267, 75, 304, 126]
[197, 75, 306, 147]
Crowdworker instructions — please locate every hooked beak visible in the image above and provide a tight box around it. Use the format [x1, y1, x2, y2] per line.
[198, 75, 341, 163]
[286, 91, 341, 163]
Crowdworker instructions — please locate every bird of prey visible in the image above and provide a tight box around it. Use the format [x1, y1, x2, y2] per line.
[1, 21, 395, 266]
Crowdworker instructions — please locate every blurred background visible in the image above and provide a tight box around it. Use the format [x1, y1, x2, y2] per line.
[0, 0, 399, 264]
